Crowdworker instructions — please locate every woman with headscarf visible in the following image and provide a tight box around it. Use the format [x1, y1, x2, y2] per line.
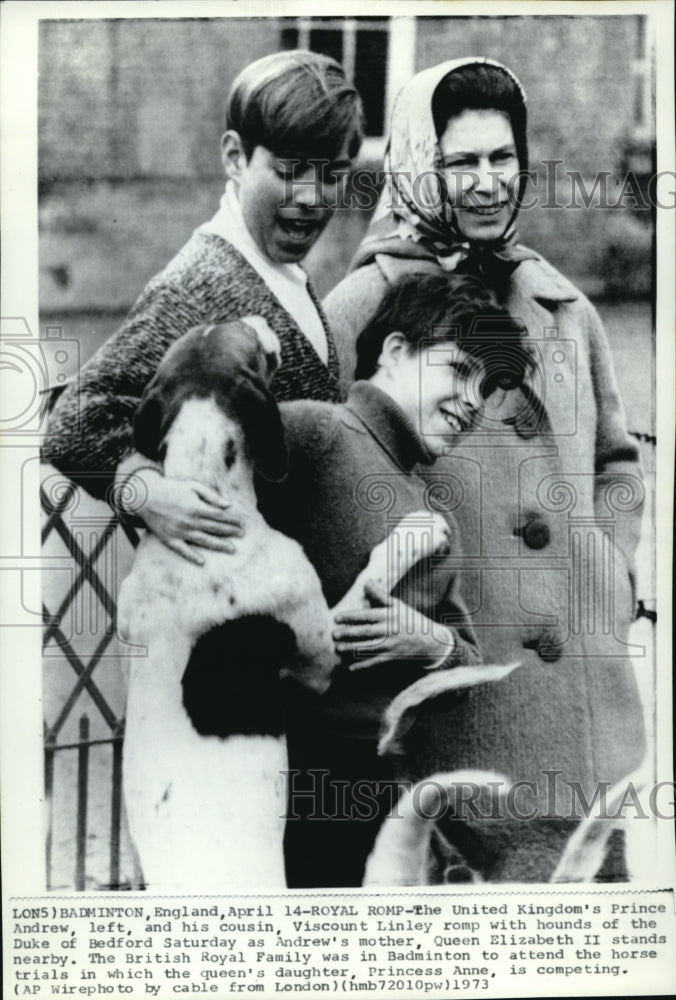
[324, 58, 647, 882]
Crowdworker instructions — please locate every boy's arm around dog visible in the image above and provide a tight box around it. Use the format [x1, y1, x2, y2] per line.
[256, 393, 482, 690]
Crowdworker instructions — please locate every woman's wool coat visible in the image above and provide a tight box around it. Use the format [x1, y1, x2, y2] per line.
[324, 250, 647, 833]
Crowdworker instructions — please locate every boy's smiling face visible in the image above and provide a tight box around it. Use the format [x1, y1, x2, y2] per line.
[222, 135, 352, 264]
[374, 334, 486, 456]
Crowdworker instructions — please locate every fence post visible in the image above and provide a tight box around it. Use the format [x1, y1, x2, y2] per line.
[110, 725, 124, 889]
[75, 715, 90, 891]
[44, 726, 55, 892]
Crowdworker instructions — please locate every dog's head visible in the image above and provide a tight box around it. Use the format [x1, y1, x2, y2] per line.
[134, 317, 287, 481]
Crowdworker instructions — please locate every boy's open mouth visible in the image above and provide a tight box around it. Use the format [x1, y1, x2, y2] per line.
[277, 217, 324, 242]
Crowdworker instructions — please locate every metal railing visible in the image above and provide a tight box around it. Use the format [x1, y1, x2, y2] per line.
[41, 473, 141, 890]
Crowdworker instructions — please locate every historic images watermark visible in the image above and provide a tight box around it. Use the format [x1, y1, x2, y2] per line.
[274, 160, 673, 212]
[282, 770, 675, 823]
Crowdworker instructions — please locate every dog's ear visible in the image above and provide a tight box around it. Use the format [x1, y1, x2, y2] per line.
[230, 374, 288, 482]
[133, 386, 166, 461]
[239, 315, 282, 379]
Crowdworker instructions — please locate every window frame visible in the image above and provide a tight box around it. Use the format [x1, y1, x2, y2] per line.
[282, 15, 416, 161]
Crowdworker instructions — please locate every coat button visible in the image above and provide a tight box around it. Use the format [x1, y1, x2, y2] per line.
[537, 630, 564, 662]
[523, 629, 564, 662]
[515, 515, 551, 549]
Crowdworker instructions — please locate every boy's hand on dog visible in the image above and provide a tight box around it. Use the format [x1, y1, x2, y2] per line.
[136, 470, 244, 566]
[332, 580, 455, 672]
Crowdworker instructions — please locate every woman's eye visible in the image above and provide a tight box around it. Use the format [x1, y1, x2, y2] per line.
[445, 158, 475, 170]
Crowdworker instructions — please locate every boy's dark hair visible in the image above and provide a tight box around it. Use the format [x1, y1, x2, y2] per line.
[355, 272, 533, 397]
[226, 50, 364, 163]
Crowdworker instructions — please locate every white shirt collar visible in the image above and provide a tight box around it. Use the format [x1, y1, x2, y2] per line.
[202, 182, 308, 288]
[197, 182, 328, 364]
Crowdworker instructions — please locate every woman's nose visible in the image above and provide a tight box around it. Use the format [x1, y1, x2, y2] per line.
[472, 157, 499, 196]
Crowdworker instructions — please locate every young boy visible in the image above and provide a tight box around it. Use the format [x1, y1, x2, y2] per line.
[43, 51, 363, 561]
[254, 271, 533, 888]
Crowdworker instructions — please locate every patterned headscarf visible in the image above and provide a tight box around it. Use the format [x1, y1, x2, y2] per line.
[353, 57, 537, 294]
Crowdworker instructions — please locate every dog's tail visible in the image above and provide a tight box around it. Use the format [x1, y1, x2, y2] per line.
[378, 662, 521, 756]
[362, 770, 508, 886]
[550, 763, 655, 883]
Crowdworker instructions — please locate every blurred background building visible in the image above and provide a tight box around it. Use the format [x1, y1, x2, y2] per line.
[39, 15, 653, 322]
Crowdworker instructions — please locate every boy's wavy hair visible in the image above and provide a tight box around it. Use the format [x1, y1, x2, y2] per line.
[226, 50, 364, 163]
[355, 272, 534, 398]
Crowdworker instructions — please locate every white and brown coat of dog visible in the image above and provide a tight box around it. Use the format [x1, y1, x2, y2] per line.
[116, 318, 461, 891]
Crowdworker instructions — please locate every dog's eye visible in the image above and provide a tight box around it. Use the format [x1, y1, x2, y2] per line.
[224, 439, 237, 470]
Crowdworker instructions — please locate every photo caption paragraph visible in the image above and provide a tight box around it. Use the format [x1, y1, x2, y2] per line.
[7, 890, 675, 999]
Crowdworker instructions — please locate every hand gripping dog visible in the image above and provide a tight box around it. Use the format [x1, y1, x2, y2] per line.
[116, 318, 455, 890]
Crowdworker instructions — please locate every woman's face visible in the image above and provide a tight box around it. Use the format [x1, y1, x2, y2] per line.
[439, 109, 519, 243]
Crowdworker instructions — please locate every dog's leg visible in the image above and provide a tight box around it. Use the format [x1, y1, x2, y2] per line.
[123, 624, 289, 891]
[283, 512, 455, 693]
[276, 564, 337, 694]
[333, 511, 451, 617]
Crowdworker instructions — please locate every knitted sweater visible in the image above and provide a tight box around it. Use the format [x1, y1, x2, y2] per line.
[42, 231, 341, 500]
[258, 381, 481, 741]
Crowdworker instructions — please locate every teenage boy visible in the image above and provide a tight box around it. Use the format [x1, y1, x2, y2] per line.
[254, 271, 534, 888]
[43, 50, 363, 560]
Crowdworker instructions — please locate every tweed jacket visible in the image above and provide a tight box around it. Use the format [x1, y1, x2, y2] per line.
[324, 251, 646, 812]
[43, 231, 341, 500]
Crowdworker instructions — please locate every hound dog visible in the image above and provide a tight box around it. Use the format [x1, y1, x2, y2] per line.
[363, 670, 652, 885]
[116, 318, 454, 891]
